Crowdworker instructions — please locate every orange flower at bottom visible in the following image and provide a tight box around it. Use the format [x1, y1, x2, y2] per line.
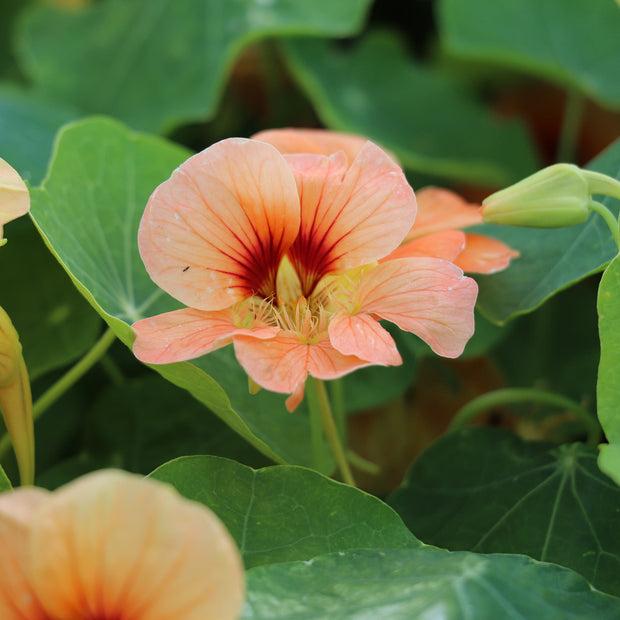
[0, 470, 244, 620]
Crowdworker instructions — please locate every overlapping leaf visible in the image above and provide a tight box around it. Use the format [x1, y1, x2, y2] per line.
[242, 548, 620, 618]
[439, 0, 620, 110]
[474, 137, 620, 323]
[16, 0, 372, 133]
[388, 427, 620, 596]
[150, 455, 420, 568]
[282, 32, 538, 185]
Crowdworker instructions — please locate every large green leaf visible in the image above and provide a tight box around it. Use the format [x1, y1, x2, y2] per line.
[0, 218, 101, 380]
[150, 456, 420, 568]
[16, 0, 372, 134]
[597, 253, 620, 485]
[242, 547, 620, 619]
[84, 375, 272, 473]
[281, 32, 538, 185]
[388, 427, 620, 597]
[475, 137, 620, 324]
[0, 85, 78, 185]
[28, 117, 331, 470]
[439, 0, 620, 110]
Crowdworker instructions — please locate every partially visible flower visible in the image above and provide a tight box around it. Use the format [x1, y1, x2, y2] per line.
[133, 132, 478, 410]
[0, 307, 34, 486]
[387, 187, 519, 274]
[0, 470, 245, 620]
[0, 158, 29, 247]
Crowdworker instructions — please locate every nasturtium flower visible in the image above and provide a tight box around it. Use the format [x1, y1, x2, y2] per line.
[0, 470, 245, 620]
[133, 133, 478, 410]
[388, 187, 520, 274]
[0, 158, 29, 247]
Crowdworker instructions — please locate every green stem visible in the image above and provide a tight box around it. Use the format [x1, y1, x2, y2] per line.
[346, 450, 380, 475]
[311, 378, 356, 486]
[588, 200, 620, 250]
[306, 378, 325, 472]
[0, 328, 117, 461]
[329, 379, 346, 442]
[584, 170, 620, 202]
[449, 388, 601, 447]
[556, 90, 585, 163]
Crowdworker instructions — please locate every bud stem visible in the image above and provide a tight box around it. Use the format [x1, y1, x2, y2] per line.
[588, 200, 620, 250]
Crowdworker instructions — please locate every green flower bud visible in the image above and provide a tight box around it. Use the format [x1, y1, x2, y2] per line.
[481, 164, 591, 228]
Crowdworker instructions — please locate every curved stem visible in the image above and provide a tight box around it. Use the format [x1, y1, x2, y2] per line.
[0, 328, 117, 461]
[588, 200, 620, 250]
[311, 378, 356, 487]
[556, 90, 585, 163]
[449, 388, 602, 447]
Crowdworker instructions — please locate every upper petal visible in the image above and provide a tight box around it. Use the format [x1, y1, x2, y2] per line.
[383, 230, 466, 263]
[455, 232, 520, 274]
[0, 488, 50, 620]
[285, 141, 416, 295]
[355, 258, 478, 358]
[139, 138, 300, 311]
[405, 187, 482, 241]
[132, 307, 278, 364]
[28, 470, 245, 620]
[328, 313, 402, 366]
[252, 128, 368, 163]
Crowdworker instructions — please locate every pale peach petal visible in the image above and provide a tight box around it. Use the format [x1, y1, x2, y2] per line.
[0, 159, 29, 240]
[328, 313, 402, 366]
[132, 307, 278, 364]
[0, 488, 50, 620]
[405, 187, 482, 241]
[455, 232, 520, 274]
[28, 470, 244, 620]
[356, 258, 478, 358]
[234, 333, 371, 409]
[252, 128, 368, 164]
[383, 230, 466, 262]
[139, 138, 300, 311]
[285, 141, 416, 294]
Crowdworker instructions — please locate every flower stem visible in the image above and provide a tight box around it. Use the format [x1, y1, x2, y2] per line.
[0, 328, 117, 461]
[310, 378, 356, 487]
[556, 90, 585, 163]
[449, 387, 601, 447]
[588, 200, 620, 250]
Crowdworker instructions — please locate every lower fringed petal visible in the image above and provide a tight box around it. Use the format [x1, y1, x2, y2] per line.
[356, 257, 478, 358]
[328, 313, 402, 366]
[234, 334, 371, 410]
[455, 232, 520, 274]
[132, 307, 278, 364]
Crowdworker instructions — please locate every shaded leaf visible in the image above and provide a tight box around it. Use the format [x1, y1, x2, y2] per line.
[16, 0, 372, 133]
[388, 427, 620, 596]
[0, 465, 11, 492]
[242, 547, 620, 619]
[0, 218, 101, 380]
[439, 0, 620, 110]
[150, 455, 420, 568]
[475, 136, 620, 323]
[282, 32, 538, 185]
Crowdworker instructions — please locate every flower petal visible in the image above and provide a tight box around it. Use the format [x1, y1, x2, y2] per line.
[139, 138, 300, 310]
[132, 307, 278, 364]
[0, 488, 50, 620]
[252, 127, 368, 163]
[28, 470, 244, 620]
[0, 159, 29, 240]
[405, 187, 482, 240]
[455, 232, 520, 274]
[234, 333, 371, 410]
[328, 313, 402, 366]
[383, 230, 466, 262]
[285, 141, 416, 294]
[355, 258, 478, 358]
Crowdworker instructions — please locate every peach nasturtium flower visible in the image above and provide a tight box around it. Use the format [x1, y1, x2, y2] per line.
[133, 132, 478, 410]
[0, 470, 245, 620]
[0, 158, 30, 247]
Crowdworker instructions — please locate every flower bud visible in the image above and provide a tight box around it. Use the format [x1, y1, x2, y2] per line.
[481, 164, 591, 228]
[0, 158, 30, 245]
